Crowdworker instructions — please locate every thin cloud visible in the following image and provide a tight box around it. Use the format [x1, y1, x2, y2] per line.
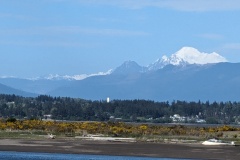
[0, 13, 31, 20]
[0, 40, 101, 48]
[70, 0, 240, 11]
[159, 0, 240, 12]
[223, 43, 240, 50]
[0, 26, 149, 36]
[44, 26, 149, 36]
[0, 26, 148, 48]
[197, 33, 223, 40]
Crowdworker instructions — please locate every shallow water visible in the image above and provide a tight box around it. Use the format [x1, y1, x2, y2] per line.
[0, 151, 193, 160]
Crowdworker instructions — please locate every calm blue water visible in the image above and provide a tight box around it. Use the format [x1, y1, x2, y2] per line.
[0, 151, 193, 160]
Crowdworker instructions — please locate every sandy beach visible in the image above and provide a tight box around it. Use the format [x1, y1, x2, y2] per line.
[0, 138, 239, 159]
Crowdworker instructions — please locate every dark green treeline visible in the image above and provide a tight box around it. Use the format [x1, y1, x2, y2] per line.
[0, 94, 240, 124]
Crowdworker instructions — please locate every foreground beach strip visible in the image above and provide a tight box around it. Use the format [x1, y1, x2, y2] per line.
[0, 138, 239, 160]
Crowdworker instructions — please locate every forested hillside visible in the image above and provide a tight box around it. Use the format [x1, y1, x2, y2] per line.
[0, 94, 240, 124]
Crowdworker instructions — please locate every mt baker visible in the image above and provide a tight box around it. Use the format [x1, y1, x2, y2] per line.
[1, 47, 240, 102]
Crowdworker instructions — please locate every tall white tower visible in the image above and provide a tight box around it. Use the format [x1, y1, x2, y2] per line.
[107, 97, 110, 103]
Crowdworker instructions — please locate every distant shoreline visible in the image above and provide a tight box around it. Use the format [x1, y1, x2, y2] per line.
[0, 138, 239, 160]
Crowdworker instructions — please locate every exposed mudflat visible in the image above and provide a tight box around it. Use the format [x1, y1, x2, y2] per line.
[0, 138, 239, 160]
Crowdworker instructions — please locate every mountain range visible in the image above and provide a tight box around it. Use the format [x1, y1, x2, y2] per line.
[1, 47, 239, 102]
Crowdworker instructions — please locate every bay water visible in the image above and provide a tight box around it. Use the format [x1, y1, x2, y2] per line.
[0, 151, 194, 160]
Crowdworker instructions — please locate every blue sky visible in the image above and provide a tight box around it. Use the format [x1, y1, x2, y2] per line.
[1, 0, 240, 78]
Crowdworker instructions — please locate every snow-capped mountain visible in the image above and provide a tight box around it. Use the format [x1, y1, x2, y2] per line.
[48, 62, 240, 102]
[148, 47, 228, 71]
[28, 70, 113, 81]
[147, 55, 171, 71]
[1, 46, 239, 102]
[20, 47, 228, 80]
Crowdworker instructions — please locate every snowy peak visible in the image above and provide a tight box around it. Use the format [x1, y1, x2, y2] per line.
[148, 56, 170, 71]
[148, 47, 228, 71]
[174, 47, 228, 65]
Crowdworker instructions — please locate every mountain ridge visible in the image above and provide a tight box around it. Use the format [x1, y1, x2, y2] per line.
[47, 62, 240, 102]
[1, 62, 239, 102]
[0, 47, 239, 102]
[0, 82, 37, 97]
[1, 47, 225, 81]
